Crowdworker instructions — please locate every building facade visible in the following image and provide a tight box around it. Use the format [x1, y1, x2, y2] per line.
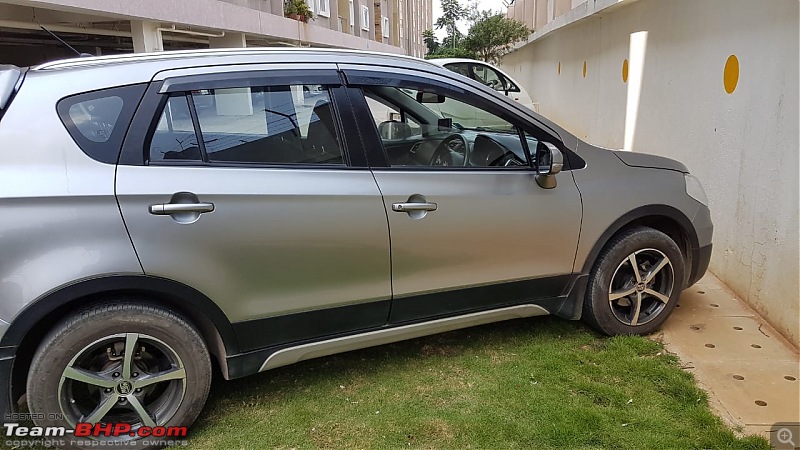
[502, 0, 799, 347]
[0, 0, 431, 65]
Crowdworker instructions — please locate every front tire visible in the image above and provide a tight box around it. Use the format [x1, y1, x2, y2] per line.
[26, 301, 212, 449]
[583, 227, 685, 335]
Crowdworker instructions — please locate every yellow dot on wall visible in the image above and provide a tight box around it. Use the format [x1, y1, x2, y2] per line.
[724, 54, 739, 94]
[583, 61, 587, 78]
[558, 61, 561, 75]
[622, 58, 629, 83]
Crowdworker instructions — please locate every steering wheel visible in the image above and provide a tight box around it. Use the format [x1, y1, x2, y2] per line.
[430, 134, 469, 167]
[489, 151, 526, 167]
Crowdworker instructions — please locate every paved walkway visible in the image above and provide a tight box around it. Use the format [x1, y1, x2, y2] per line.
[652, 272, 800, 440]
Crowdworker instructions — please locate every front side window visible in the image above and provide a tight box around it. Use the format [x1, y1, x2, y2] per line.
[361, 85, 530, 168]
[471, 64, 507, 91]
[149, 84, 343, 165]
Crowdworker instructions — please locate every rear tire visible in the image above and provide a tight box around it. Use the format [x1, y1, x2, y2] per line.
[583, 227, 685, 335]
[26, 301, 212, 449]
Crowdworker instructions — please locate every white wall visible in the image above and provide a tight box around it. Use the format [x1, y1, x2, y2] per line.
[502, 0, 799, 347]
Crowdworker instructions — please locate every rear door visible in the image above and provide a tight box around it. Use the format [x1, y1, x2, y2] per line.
[116, 64, 391, 352]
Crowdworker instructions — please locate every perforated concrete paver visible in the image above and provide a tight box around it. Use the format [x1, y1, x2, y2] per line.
[653, 272, 800, 440]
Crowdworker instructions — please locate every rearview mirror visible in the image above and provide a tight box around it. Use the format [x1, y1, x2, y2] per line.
[535, 141, 563, 189]
[416, 91, 445, 103]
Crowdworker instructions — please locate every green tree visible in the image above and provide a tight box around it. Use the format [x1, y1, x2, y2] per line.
[434, 0, 466, 48]
[422, 29, 440, 55]
[426, 46, 477, 60]
[463, 12, 530, 65]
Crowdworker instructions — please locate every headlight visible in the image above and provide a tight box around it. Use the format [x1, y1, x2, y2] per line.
[685, 174, 709, 206]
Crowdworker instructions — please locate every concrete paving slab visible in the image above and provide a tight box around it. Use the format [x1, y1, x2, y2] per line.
[665, 316, 793, 363]
[652, 272, 800, 440]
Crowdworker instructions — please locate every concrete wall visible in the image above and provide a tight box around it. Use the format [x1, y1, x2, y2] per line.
[502, 0, 799, 347]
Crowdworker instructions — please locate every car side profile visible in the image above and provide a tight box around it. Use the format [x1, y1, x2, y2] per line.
[0, 48, 712, 448]
[429, 58, 535, 110]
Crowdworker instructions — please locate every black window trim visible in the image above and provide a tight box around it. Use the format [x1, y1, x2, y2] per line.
[121, 71, 369, 169]
[343, 69, 570, 172]
[57, 83, 148, 165]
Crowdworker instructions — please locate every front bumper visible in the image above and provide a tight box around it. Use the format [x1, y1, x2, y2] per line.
[688, 243, 712, 287]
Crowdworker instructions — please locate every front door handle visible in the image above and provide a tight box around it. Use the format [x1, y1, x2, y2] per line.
[392, 202, 438, 213]
[149, 202, 215, 215]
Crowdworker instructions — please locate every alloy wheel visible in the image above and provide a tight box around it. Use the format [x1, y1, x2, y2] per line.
[58, 332, 187, 433]
[608, 248, 675, 326]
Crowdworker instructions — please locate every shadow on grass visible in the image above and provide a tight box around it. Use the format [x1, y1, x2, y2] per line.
[202, 316, 580, 408]
[188, 316, 768, 449]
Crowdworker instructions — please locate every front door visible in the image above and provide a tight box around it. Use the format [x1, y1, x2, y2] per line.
[116, 66, 391, 352]
[344, 67, 582, 323]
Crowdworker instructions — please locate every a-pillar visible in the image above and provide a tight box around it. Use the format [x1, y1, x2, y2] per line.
[209, 33, 247, 48]
[131, 21, 163, 53]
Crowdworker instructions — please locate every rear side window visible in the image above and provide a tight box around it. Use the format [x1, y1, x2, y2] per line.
[149, 84, 344, 166]
[57, 84, 147, 164]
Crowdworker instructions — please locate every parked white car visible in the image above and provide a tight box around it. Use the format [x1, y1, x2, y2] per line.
[430, 58, 535, 111]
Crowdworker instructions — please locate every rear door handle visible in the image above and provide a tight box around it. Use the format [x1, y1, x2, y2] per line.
[149, 202, 215, 215]
[392, 202, 437, 212]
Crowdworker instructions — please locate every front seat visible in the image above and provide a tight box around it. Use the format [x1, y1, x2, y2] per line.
[378, 120, 412, 140]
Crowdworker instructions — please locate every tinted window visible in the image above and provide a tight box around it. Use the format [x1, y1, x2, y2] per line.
[149, 84, 343, 165]
[443, 62, 471, 78]
[68, 96, 122, 143]
[364, 94, 422, 140]
[471, 64, 506, 91]
[149, 95, 200, 161]
[57, 83, 147, 164]
[362, 86, 530, 168]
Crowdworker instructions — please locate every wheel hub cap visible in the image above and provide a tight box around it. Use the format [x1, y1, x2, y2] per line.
[116, 380, 133, 395]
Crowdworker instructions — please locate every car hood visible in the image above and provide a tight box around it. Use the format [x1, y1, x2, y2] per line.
[612, 150, 689, 173]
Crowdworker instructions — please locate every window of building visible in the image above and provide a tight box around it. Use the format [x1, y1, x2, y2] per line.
[349, 0, 355, 31]
[360, 4, 370, 31]
[382, 16, 390, 38]
[317, 0, 330, 17]
[305, 0, 315, 13]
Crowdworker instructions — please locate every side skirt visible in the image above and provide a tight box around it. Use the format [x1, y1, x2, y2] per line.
[260, 304, 548, 371]
[225, 303, 551, 379]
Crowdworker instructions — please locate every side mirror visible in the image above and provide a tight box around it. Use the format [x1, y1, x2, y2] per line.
[535, 141, 563, 189]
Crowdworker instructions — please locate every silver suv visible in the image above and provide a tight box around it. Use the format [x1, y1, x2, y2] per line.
[0, 49, 712, 447]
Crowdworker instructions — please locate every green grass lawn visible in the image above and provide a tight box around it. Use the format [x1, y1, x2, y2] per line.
[187, 317, 768, 449]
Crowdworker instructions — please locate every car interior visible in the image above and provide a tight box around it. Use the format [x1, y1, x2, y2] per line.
[364, 85, 535, 168]
[149, 85, 343, 165]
